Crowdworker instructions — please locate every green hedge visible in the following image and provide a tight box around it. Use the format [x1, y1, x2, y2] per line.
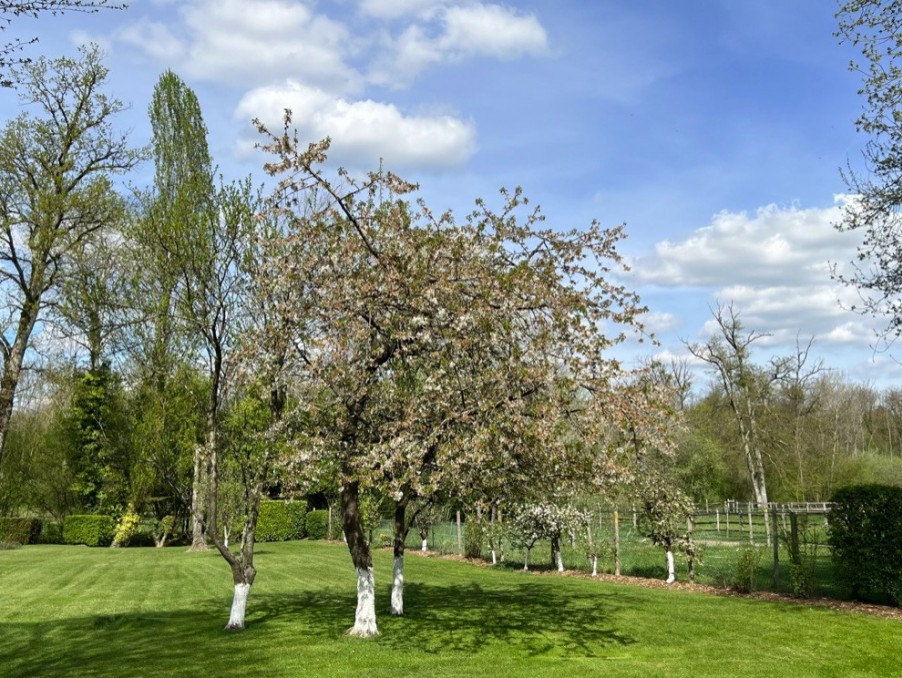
[0, 517, 42, 545]
[256, 501, 307, 542]
[305, 509, 330, 540]
[39, 522, 63, 544]
[63, 515, 115, 546]
[829, 484, 902, 605]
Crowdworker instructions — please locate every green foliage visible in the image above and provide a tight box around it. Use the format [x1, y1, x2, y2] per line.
[305, 509, 330, 540]
[464, 517, 485, 559]
[0, 541, 21, 550]
[829, 484, 902, 604]
[256, 501, 307, 542]
[112, 505, 140, 547]
[0, 517, 41, 544]
[39, 522, 64, 544]
[733, 545, 761, 593]
[63, 514, 115, 546]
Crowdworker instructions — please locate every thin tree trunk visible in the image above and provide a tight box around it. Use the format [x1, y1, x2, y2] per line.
[665, 547, 676, 584]
[0, 300, 39, 476]
[391, 499, 408, 616]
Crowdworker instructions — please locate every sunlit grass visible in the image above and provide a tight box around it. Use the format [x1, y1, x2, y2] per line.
[0, 541, 897, 677]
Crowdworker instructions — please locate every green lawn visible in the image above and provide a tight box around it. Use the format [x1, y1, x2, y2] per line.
[0, 541, 898, 677]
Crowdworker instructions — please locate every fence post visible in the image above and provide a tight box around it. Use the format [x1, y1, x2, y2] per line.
[772, 508, 779, 588]
[789, 511, 800, 565]
[716, 509, 720, 533]
[614, 510, 621, 576]
[726, 507, 730, 538]
[747, 503, 754, 544]
[456, 510, 462, 556]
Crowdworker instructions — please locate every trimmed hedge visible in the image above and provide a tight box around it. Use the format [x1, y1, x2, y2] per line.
[305, 509, 330, 540]
[256, 501, 307, 542]
[39, 523, 64, 544]
[63, 515, 116, 546]
[829, 484, 902, 605]
[0, 517, 42, 545]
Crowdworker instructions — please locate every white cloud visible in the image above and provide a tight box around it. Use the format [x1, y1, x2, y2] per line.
[358, 0, 448, 20]
[631, 199, 858, 288]
[370, 2, 549, 86]
[116, 0, 359, 92]
[236, 81, 477, 170]
[630, 198, 879, 360]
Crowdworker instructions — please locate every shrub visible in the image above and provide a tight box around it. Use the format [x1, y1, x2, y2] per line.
[733, 545, 761, 593]
[464, 518, 485, 559]
[111, 505, 141, 547]
[0, 517, 42, 545]
[305, 509, 329, 540]
[256, 501, 307, 542]
[830, 484, 902, 605]
[63, 515, 115, 546]
[39, 523, 64, 544]
[0, 541, 21, 550]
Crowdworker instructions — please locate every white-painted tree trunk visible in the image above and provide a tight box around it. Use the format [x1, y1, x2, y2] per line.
[421, 538, 428, 552]
[225, 583, 250, 630]
[591, 555, 598, 577]
[390, 556, 404, 616]
[349, 567, 378, 637]
[665, 549, 676, 584]
[556, 551, 564, 573]
[491, 548, 497, 565]
[524, 548, 530, 571]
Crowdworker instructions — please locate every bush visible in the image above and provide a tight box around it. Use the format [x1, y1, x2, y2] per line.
[830, 484, 902, 605]
[305, 509, 330, 540]
[464, 519, 485, 559]
[112, 505, 140, 547]
[256, 501, 307, 542]
[0, 517, 42, 545]
[0, 541, 21, 550]
[39, 523, 64, 544]
[733, 545, 761, 594]
[63, 515, 115, 546]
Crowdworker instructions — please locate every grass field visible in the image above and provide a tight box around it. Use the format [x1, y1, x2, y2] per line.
[1, 541, 898, 677]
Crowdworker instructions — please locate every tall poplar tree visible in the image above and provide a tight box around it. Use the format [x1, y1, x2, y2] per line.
[146, 69, 216, 551]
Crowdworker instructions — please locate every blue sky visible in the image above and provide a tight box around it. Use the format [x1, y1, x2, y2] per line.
[2, 0, 894, 390]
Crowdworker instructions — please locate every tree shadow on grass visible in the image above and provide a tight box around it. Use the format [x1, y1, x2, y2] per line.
[384, 580, 636, 658]
[0, 577, 636, 676]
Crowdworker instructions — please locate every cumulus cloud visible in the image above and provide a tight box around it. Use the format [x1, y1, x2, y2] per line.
[629, 197, 876, 350]
[369, 2, 549, 86]
[631, 199, 858, 288]
[116, 0, 359, 91]
[236, 81, 477, 169]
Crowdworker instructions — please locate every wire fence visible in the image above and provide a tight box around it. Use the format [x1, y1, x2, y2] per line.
[367, 502, 844, 601]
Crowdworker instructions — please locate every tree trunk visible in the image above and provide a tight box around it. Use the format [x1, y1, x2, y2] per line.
[421, 537, 428, 552]
[665, 548, 676, 584]
[391, 499, 408, 616]
[341, 481, 378, 637]
[524, 546, 531, 571]
[0, 299, 39, 476]
[188, 445, 208, 551]
[591, 555, 598, 577]
[556, 549, 564, 573]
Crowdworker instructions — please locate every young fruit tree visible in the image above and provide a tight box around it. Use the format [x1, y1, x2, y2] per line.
[256, 109, 656, 636]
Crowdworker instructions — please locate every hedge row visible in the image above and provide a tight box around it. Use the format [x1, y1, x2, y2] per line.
[829, 484, 902, 605]
[255, 501, 307, 542]
[0, 517, 42, 544]
[305, 509, 330, 540]
[63, 515, 116, 546]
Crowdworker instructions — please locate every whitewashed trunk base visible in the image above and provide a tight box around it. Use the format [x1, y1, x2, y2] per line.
[591, 556, 598, 577]
[349, 567, 379, 637]
[523, 548, 530, 571]
[665, 549, 676, 584]
[421, 538, 428, 552]
[390, 556, 404, 616]
[225, 583, 250, 630]
[491, 549, 497, 565]
[556, 551, 564, 573]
